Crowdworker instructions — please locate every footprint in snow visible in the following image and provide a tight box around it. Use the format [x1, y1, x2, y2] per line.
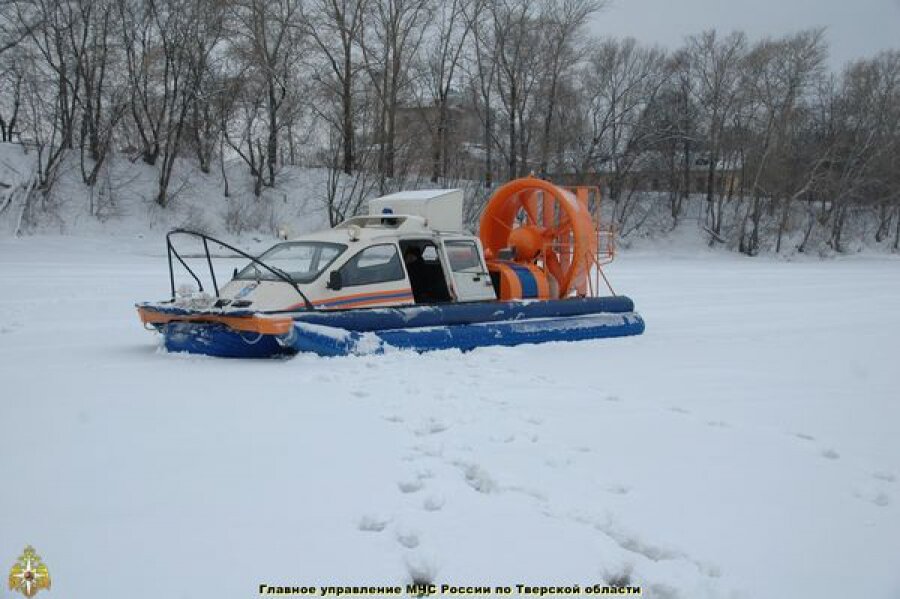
[603, 565, 634, 588]
[872, 493, 891, 507]
[544, 457, 572, 468]
[706, 420, 729, 428]
[423, 494, 445, 512]
[460, 463, 495, 494]
[434, 389, 454, 401]
[396, 528, 421, 549]
[413, 468, 434, 480]
[821, 449, 840, 460]
[398, 479, 425, 494]
[854, 489, 891, 507]
[794, 432, 816, 441]
[506, 484, 547, 502]
[605, 395, 622, 402]
[873, 471, 896, 483]
[596, 521, 682, 562]
[405, 554, 439, 587]
[383, 414, 404, 424]
[607, 484, 631, 495]
[669, 406, 690, 415]
[350, 389, 370, 398]
[357, 515, 389, 532]
[414, 420, 448, 436]
[410, 443, 443, 458]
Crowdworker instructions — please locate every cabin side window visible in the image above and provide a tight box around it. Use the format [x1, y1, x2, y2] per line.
[339, 244, 405, 287]
[445, 240, 483, 273]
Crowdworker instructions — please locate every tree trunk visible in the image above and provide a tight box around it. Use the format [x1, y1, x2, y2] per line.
[748, 191, 762, 255]
[385, 95, 396, 179]
[831, 205, 847, 252]
[668, 151, 680, 224]
[255, 140, 265, 196]
[342, 52, 354, 175]
[267, 81, 278, 187]
[798, 208, 815, 253]
[538, 70, 559, 179]
[484, 101, 493, 188]
[893, 206, 900, 251]
[775, 197, 790, 253]
[875, 203, 890, 242]
[507, 100, 517, 181]
[220, 137, 229, 198]
[431, 95, 447, 183]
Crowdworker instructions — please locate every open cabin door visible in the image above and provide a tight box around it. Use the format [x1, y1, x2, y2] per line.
[441, 238, 496, 302]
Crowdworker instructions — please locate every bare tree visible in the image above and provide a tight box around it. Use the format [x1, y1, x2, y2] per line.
[410, 0, 478, 183]
[0, 49, 24, 141]
[686, 30, 748, 238]
[740, 29, 827, 254]
[569, 38, 667, 230]
[361, 0, 431, 189]
[304, 0, 368, 174]
[228, 0, 305, 189]
[117, 0, 224, 206]
[489, 0, 543, 180]
[534, 0, 604, 178]
[465, 0, 500, 188]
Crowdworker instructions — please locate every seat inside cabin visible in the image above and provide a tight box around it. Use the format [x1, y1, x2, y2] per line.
[399, 240, 452, 304]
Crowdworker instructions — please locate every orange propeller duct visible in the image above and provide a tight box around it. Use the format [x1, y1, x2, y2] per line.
[478, 177, 599, 299]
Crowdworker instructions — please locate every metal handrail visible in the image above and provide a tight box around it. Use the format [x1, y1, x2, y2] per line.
[165, 229, 315, 311]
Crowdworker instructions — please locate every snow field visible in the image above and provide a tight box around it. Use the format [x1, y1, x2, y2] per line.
[0, 236, 898, 598]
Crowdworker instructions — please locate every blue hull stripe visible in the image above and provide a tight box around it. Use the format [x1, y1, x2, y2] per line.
[494, 260, 539, 298]
[287, 313, 645, 357]
[287, 296, 636, 331]
[510, 263, 538, 297]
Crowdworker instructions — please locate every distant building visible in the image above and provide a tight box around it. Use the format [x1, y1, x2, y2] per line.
[550, 152, 742, 198]
[393, 96, 485, 180]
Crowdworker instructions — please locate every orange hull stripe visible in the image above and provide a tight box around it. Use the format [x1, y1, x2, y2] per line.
[138, 306, 293, 335]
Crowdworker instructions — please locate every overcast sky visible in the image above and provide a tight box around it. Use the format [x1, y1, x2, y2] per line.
[589, 0, 900, 69]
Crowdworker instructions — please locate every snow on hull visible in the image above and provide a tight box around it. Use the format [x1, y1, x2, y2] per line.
[290, 296, 637, 330]
[163, 322, 292, 358]
[286, 312, 645, 357]
[155, 297, 645, 358]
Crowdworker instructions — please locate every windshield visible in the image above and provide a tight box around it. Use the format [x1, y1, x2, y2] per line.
[234, 242, 346, 284]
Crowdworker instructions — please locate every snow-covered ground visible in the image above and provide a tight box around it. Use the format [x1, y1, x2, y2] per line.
[0, 236, 898, 599]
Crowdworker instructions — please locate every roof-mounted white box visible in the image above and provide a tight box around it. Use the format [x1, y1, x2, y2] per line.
[368, 189, 464, 232]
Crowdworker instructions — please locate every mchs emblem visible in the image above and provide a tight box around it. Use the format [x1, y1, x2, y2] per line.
[8, 546, 51, 597]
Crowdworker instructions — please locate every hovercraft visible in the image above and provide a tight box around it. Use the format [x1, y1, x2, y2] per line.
[137, 177, 644, 358]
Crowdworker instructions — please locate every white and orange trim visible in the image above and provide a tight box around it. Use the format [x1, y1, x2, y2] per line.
[287, 288, 414, 311]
